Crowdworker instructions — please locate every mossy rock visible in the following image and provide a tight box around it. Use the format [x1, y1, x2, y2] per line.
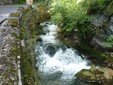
[9, 12, 20, 17]
[8, 18, 18, 27]
[10, 4, 51, 85]
[75, 65, 113, 84]
[17, 5, 51, 85]
[106, 1, 113, 15]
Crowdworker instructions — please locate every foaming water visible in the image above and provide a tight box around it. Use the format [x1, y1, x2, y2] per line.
[35, 22, 91, 85]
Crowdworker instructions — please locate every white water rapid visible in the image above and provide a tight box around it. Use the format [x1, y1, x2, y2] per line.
[35, 22, 91, 85]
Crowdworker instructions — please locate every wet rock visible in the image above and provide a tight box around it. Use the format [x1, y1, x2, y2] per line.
[91, 35, 113, 52]
[43, 27, 49, 32]
[43, 43, 58, 57]
[41, 22, 52, 26]
[110, 16, 113, 23]
[46, 45, 56, 56]
[91, 19, 113, 52]
[107, 25, 113, 35]
[48, 71, 63, 80]
[91, 15, 107, 27]
[90, 6, 113, 52]
[41, 71, 63, 84]
[36, 37, 42, 42]
[91, 15, 113, 52]
[75, 65, 113, 85]
[37, 29, 46, 35]
[61, 45, 67, 51]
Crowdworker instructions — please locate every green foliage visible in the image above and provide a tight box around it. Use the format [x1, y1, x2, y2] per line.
[77, 19, 95, 42]
[106, 35, 113, 43]
[49, 0, 113, 43]
[49, 0, 113, 76]
[82, 0, 105, 14]
[16, 0, 25, 4]
[20, 5, 50, 40]
[49, 0, 79, 26]
[8, 18, 18, 27]
[76, 43, 113, 63]
[81, 0, 113, 15]
[9, 6, 50, 85]
[49, 0, 94, 42]
[106, 1, 113, 15]
[18, 5, 50, 85]
[9, 12, 20, 17]
[103, 35, 113, 47]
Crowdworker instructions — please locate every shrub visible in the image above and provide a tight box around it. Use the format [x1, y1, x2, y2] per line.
[49, 0, 94, 42]
[49, 0, 113, 43]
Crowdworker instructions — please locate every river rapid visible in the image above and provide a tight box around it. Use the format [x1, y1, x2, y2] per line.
[35, 22, 91, 85]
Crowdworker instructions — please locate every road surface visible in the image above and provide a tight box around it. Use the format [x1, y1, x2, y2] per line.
[0, 5, 26, 23]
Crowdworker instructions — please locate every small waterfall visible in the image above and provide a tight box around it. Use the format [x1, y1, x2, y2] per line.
[35, 22, 91, 85]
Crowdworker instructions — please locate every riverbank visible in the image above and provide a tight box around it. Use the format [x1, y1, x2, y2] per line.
[49, 0, 113, 84]
[0, 4, 50, 85]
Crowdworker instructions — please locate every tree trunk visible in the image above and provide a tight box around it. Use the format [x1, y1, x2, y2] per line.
[26, 0, 33, 5]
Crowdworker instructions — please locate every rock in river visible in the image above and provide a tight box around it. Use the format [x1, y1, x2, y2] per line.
[75, 65, 113, 85]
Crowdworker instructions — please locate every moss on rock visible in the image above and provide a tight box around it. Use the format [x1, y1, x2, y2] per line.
[8, 4, 51, 85]
[18, 5, 50, 85]
[8, 18, 18, 27]
[75, 65, 113, 85]
[9, 12, 21, 17]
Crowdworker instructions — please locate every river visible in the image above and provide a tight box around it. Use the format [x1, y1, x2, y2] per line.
[35, 22, 91, 85]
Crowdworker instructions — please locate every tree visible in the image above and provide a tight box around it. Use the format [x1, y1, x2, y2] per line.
[26, 0, 33, 5]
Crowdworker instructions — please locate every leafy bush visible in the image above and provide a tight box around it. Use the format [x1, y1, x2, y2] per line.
[50, 0, 84, 30]
[103, 35, 113, 47]
[49, 0, 94, 42]
[16, 5, 50, 85]
[49, 0, 113, 43]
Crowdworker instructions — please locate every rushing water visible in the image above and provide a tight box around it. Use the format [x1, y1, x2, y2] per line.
[35, 22, 91, 85]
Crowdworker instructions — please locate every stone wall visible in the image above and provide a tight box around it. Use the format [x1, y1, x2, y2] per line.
[0, 14, 19, 85]
[0, 5, 50, 85]
[0, 0, 13, 5]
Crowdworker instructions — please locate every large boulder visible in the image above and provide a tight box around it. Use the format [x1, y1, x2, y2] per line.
[91, 15, 107, 27]
[75, 65, 113, 85]
[91, 18, 113, 52]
